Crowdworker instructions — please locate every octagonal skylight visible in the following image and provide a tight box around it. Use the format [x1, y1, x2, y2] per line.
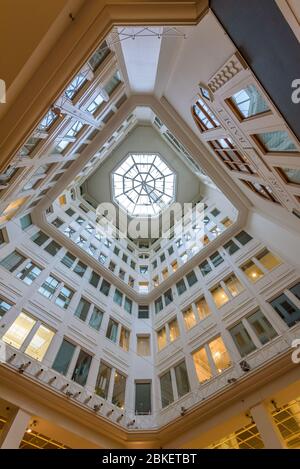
[112, 153, 175, 217]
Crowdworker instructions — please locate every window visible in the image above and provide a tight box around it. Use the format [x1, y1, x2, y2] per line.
[160, 253, 166, 263]
[109, 261, 116, 272]
[25, 325, 54, 361]
[193, 97, 220, 131]
[76, 216, 84, 225]
[169, 318, 180, 342]
[140, 265, 148, 274]
[224, 274, 244, 297]
[162, 268, 169, 280]
[157, 327, 167, 351]
[55, 285, 74, 309]
[89, 271, 100, 288]
[256, 249, 281, 271]
[113, 289, 123, 306]
[63, 226, 75, 238]
[66, 120, 84, 138]
[241, 260, 264, 283]
[65, 208, 75, 217]
[183, 307, 197, 330]
[137, 336, 150, 356]
[186, 270, 198, 287]
[135, 382, 151, 415]
[119, 269, 125, 280]
[290, 283, 300, 301]
[31, 231, 50, 246]
[95, 362, 111, 398]
[235, 231, 252, 245]
[39, 275, 59, 299]
[106, 318, 118, 342]
[211, 285, 229, 308]
[243, 180, 278, 203]
[119, 326, 130, 351]
[199, 260, 212, 276]
[52, 217, 63, 228]
[105, 70, 121, 96]
[20, 214, 32, 230]
[113, 246, 120, 256]
[76, 235, 87, 248]
[247, 310, 277, 345]
[196, 297, 211, 320]
[229, 85, 269, 119]
[0, 229, 6, 246]
[174, 361, 190, 398]
[171, 260, 178, 272]
[0, 251, 26, 272]
[112, 371, 126, 408]
[224, 240, 240, 255]
[208, 337, 231, 372]
[52, 339, 76, 375]
[75, 298, 91, 321]
[72, 350, 92, 386]
[209, 138, 254, 174]
[2, 312, 36, 349]
[279, 167, 300, 185]
[229, 323, 256, 357]
[16, 261, 42, 285]
[194, 347, 216, 386]
[176, 238, 183, 248]
[61, 252, 76, 269]
[130, 260, 136, 270]
[255, 130, 297, 153]
[270, 294, 300, 327]
[210, 251, 224, 267]
[211, 208, 220, 217]
[112, 153, 175, 217]
[168, 246, 174, 256]
[155, 297, 163, 314]
[152, 260, 157, 269]
[164, 289, 173, 306]
[74, 261, 87, 277]
[0, 298, 13, 318]
[99, 252, 107, 264]
[89, 307, 103, 331]
[124, 297, 133, 314]
[160, 371, 174, 408]
[87, 93, 104, 114]
[65, 73, 87, 99]
[100, 279, 110, 296]
[176, 279, 187, 296]
[44, 240, 61, 256]
[138, 305, 149, 319]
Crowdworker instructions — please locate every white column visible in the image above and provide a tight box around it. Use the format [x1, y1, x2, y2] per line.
[0, 408, 31, 449]
[250, 402, 286, 449]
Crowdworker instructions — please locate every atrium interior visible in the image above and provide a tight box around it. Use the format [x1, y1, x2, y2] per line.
[0, 0, 300, 450]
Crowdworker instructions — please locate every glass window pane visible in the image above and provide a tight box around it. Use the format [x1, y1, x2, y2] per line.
[256, 249, 281, 271]
[61, 252, 76, 269]
[89, 307, 103, 331]
[270, 294, 300, 327]
[157, 327, 167, 351]
[74, 298, 91, 321]
[137, 336, 150, 356]
[290, 283, 300, 301]
[106, 318, 118, 342]
[0, 298, 13, 318]
[119, 327, 130, 351]
[160, 371, 174, 408]
[230, 85, 269, 119]
[241, 261, 264, 282]
[72, 350, 92, 386]
[100, 279, 110, 296]
[199, 260, 212, 276]
[211, 285, 229, 308]
[176, 279, 187, 295]
[155, 297, 163, 314]
[25, 325, 54, 361]
[174, 361, 190, 398]
[55, 286, 74, 309]
[44, 240, 61, 256]
[52, 339, 76, 375]
[229, 322, 256, 357]
[196, 297, 211, 320]
[224, 240, 240, 255]
[169, 318, 180, 342]
[247, 310, 278, 345]
[208, 337, 231, 372]
[235, 231, 252, 245]
[224, 274, 244, 297]
[0, 251, 26, 272]
[16, 262, 42, 285]
[39, 275, 59, 299]
[193, 347, 212, 383]
[186, 270, 198, 287]
[257, 131, 297, 152]
[112, 371, 126, 408]
[135, 382, 151, 415]
[183, 307, 197, 329]
[2, 312, 36, 349]
[280, 167, 300, 185]
[95, 362, 111, 398]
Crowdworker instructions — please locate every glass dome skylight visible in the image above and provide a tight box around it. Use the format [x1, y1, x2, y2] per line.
[112, 153, 175, 217]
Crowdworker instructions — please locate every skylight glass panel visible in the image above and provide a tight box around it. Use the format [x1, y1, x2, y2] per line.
[87, 93, 104, 114]
[65, 72, 87, 99]
[230, 85, 269, 119]
[66, 121, 84, 138]
[37, 109, 58, 131]
[112, 153, 175, 217]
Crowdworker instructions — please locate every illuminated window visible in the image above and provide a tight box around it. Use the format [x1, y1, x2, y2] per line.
[2, 312, 36, 349]
[183, 307, 197, 330]
[211, 285, 229, 308]
[112, 153, 175, 217]
[229, 85, 269, 119]
[119, 326, 130, 351]
[255, 130, 297, 153]
[112, 371, 126, 408]
[157, 327, 167, 351]
[171, 260, 178, 272]
[25, 325, 55, 361]
[241, 260, 264, 283]
[137, 336, 150, 356]
[162, 268, 169, 280]
[169, 318, 180, 342]
[224, 274, 244, 297]
[95, 362, 111, 398]
[208, 337, 231, 373]
[256, 249, 281, 271]
[193, 347, 212, 383]
[196, 297, 211, 320]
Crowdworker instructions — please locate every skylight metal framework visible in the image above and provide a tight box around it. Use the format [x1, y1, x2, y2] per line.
[112, 153, 176, 217]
